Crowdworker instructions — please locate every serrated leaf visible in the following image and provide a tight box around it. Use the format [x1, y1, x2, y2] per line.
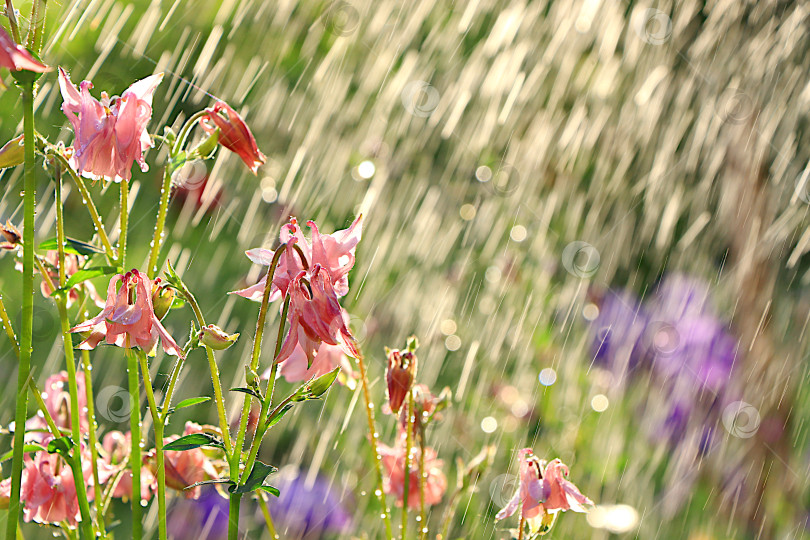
[57, 266, 119, 292]
[230, 460, 278, 494]
[46, 436, 74, 457]
[173, 397, 211, 411]
[265, 403, 293, 429]
[0, 443, 45, 462]
[39, 237, 104, 257]
[163, 433, 223, 451]
[230, 387, 262, 400]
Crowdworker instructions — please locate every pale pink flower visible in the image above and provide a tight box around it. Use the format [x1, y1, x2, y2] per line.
[0, 27, 49, 74]
[19, 445, 92, 526]
[70, 269, 183, 357]
[200, 100, 266, 174]
[496, 450, 592, 533]
[100, 431, 157, 501]
[58, 67, 162, 182]
[379, 434, 446, 508]
[266, 341, 355, 383]
[159, 422, 219, 499]
[232, 215, 362, 302]
[36, 251, 104, 308]
[25, 371, 89, 443]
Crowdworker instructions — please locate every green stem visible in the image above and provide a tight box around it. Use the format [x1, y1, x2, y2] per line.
[403, 390, 415, 539]
[5, 77, 36, 540]
[137, 351, 166, 540]
[175, 284, 232, 453]
[81, 350, 104, 535]
[228, 494, 240, 540]
[50, 151, 116, 264]
[5, 0, 21, 43]
[26, 0, 46, 52]
[418, 440, 426, 540]
[257, 492, 279, 539]
[0, 294, 20, 356]
[119, 179, 128, 270]
[356, 350, 394, 540]
[127, 349, 143, 540]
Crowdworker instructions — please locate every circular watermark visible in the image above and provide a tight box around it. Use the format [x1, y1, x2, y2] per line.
[401, 81, 440, 118]
[347, 314, 368, 345]
[717, 89, 754, 125]
[96, 385, 135, 423]
[480, 164, 521, 197]
[633, 8, 672, 45]
[794, 170, 810, 204]
[562, 241, 600, 278]
[321, 1, 360, 37]
[17, 306, 57, 342]
[172, 159, 208, 190]
[489, 473, 519, 508]
[722, 400, 760, 438]
[645, 321, 680, 357]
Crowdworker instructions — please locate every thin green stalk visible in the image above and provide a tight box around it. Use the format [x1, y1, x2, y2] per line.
[418, 440, 426, 540]
[146, 110, 208, 279]
[81, 350, 104, 535]
[55, 169, 97, 539]
[26, 0, 46, 52]
[119, 179, 128, 270]
[257, 492, 279, 540]
[137, 351, 166, 540]
[356, 350, 394, 540]
[403, 391, 414, 539]
[5, 0, 21, 43]
[127, 348, 143, 540]
[50, 152, 116, 264]
[517, 508, 525, 540]
[0, 294, 20, 356]
[6, 76, 36, 540]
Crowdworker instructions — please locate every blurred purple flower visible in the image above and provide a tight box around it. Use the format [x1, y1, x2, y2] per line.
[167, 488, 229, 540]
[265, 467, 353, 540]
[589, 290, 648, 373]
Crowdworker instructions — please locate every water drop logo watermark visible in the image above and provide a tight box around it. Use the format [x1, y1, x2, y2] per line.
[633, 8, 672, 45]
[97, 385, 134, 423]
[722, 401, 760, 438]
[17, 306, 57, 341]
[479, 163, 521, 197]
[401, 81, 440, 118]
[717, 89, 754, 125]
[794, 170, 810, 204]
[645, 321, 680, 357]
[321, 1, 360, 37]
[489, 473, 519, 507]
[348, 314, 368, 345]
[562, 241, 600, 278]
[172, 159, 208, 190]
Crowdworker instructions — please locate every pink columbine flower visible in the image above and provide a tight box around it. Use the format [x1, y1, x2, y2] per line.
[232, 215, 363, 302]
[159, 422, 219, 499]
[200, 101, 266, 174]
[58, 67, 162, 182]
[496, 450, 593, 534]
[266, 341, 356, 383]
[25, 371, 89, 443]
[36, 251, 105, 308]
[379, 433, 446, 508]
[69, 269, 183, 357]
[19, 444, 93, 526]
[99, 431, 157, 502]
[0, 27, 49, 74]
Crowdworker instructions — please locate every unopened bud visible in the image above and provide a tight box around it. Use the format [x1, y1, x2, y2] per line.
[151, 278, 175, 320]
[0, 219, 21, 249]
[385, 338, 419, 414]
[199, 324, 239, 350]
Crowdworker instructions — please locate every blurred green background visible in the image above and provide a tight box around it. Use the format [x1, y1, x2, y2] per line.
[1, 0, 810, 538]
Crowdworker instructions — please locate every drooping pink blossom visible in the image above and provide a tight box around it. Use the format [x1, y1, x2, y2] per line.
[379, 434, 446, 508]
[19, 445, 92, 526]
[35, 251, 105, 308]
[0, 27, 49, 74]
[496, 450, 592, 533]
[232, 215, 362, 302]
[70, 269, 183, 357]
[99, 431, 157, 501]
[266, 341, 356, 383]
[58, 67, 162, 182]
[159, 422, 219, 499]
[200, 100, 266, 174]
[25, 371, 89, 443]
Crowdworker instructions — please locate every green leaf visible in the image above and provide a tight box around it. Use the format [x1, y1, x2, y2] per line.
[0, 135, 24, 169]
[265, 403, 293, 429]
[184, 479, 233, 491]
[39, 237, 105, 257]
[57, 266, 119, 292]
[308, 367, 340, 397]
[163, 433, 224, 451]
[230, 460, 278, 494]
[46, 436, 74, 457]
[230, 387, 262, 400]
[174, 397, 211, 411]
[259, 485, 280, 497]
[0, 443, 45, 462]
[170, 296, 187, 309]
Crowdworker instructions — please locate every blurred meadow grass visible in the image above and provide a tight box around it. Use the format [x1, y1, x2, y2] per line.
[1, 0, 810, 538]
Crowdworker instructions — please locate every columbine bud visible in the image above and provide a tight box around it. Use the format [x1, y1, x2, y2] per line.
[199, 324, 239, 350]
[385, 338, 419, 414]
[0, 219, 21, 249]
[150, 278, 175, 321]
